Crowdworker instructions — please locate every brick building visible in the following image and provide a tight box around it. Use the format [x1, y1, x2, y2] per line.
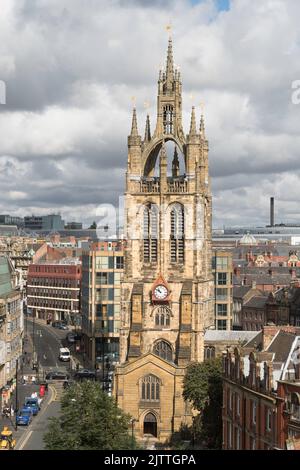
[222, 326, 300, 450]
[27, 259, 81, 323]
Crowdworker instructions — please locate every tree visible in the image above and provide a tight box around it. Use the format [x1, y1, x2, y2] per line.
[183, 357, 223, 449]
[89, 221, 97, 229]
[44, 381, 138, 450]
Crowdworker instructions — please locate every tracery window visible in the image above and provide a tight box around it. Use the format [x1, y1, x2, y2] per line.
[154, 306, 171, 327]
[153, 340, 172, 362]
[141, 375, 160, 401]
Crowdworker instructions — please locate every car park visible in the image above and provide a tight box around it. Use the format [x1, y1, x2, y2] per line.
[16, 408, 33, 426]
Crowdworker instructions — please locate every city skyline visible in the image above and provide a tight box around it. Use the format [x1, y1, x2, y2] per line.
[1, 0, 300, 228]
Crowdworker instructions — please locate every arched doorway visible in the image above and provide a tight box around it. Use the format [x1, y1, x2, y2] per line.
[143, 412, 157, 437]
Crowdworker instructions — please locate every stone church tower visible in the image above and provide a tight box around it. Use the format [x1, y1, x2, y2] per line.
[114, 37, 214, 442]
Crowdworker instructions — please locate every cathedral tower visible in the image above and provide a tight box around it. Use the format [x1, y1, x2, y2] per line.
[115, 37, 214, 442]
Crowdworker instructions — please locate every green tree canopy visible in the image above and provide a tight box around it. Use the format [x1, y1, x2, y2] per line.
[44, 381, 137, 450]
[183, 357, 223, 449]
[89, 221, 97, 229]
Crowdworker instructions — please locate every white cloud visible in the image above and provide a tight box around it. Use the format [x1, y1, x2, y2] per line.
[0, 0, 300, 227]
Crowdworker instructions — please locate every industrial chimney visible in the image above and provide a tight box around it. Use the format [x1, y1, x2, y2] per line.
[270, 197, 274, 226]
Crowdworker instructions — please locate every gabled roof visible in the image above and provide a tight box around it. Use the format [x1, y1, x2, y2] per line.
[266, 330, 296, 362]
[244, 295, 268, 309]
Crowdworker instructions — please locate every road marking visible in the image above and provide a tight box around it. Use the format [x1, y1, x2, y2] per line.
[18, 430, 33, 450]
[16, 384, 56, 450]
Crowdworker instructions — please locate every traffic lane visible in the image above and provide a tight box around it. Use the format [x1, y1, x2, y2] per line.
[16, 385, 57, 451]
[27, 320, 66, 368]
[21, 399, 61, 450]
[2, 383, 49, 447]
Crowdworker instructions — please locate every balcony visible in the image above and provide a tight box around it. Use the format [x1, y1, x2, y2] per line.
[140, 176, 188, 194]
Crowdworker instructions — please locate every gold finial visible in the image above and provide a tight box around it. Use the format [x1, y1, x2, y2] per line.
[165, 22, 172, 36]
[189, 93, 195, 102]
[144, 100, 150, 109]
[200, 101, 205, 114]
[131, 96, 136, 106]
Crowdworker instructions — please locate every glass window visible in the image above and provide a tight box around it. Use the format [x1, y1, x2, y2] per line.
[108, 272, 114, 284]
[217, 273, 227, 285]
[153, 340, 172, 362]
[217, 319, 227, 330]
[216, 257, 228, 269]
[108, 257, 114, 269]
[96, 272, 108, 284]
[141, 375, 160, 401]
[114, 272, 121, 285]
[95, 257, 108, 269]
[114, 303, 120, 315]
[216, 288, 228, 300]
[115, 256, 124, 269]
[217, 304, 228, 316]
[114, 289, 120, 301]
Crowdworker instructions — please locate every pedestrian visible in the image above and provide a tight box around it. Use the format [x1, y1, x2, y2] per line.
[31, 375, 36, 384]
[10, 406, 14, 417]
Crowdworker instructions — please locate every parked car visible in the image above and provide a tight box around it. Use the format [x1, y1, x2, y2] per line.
[52, 320, 68, 329]
[16, 408, 33, 426]
[74, 369, 96, 380]
[66, 333, 76, 344]
[45, 371, 69, 381]
[24, 397, 40, 416]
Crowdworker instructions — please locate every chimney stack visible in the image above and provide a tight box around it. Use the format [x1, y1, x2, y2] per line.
[270, 197, 274, 226]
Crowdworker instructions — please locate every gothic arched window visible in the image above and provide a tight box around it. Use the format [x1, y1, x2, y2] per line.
[141, 375, 160, 401]
[170, 203, 184, 263]
[153, 340, 172, 362]
[154, 306, 171, 328]
[143, 204, 158, 263]
[163, 105, 174, 134]
[204, 346, 215, 360]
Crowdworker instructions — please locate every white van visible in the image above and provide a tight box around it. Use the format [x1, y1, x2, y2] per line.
[59, 347, 71, 362]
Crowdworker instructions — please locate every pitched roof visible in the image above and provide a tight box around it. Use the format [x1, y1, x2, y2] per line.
[266, 330, 296, 362]
[244, 296, 268, 309]
[233, 285, 252, 299]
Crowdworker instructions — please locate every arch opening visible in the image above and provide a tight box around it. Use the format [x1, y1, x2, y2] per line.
[143, 139, 185, 177]
[143, 412, 157, 437]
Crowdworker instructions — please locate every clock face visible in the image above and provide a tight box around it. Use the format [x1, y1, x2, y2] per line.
[154, 285, 168, 300]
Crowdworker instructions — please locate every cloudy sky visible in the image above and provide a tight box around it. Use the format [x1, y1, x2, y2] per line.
[1, 0, 300, 228]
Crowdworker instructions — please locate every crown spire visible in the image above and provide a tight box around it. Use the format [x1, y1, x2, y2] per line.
[189, 106, 197, 135]
[165, 37, 174, 89]
[199, 112, 206, 139]
[144, 114, 151, 142]
[130, 107, 139, 137]
[172, 145, 179, 178]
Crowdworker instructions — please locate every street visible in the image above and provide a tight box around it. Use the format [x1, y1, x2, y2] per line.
[1, 318, 70, 450]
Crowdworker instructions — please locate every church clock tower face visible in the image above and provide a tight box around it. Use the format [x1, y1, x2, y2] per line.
[154, 285, 168, 300]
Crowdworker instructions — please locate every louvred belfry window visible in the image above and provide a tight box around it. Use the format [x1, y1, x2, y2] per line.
[170, 203, 184, 263]
[143, 204, 158, 263]
[163, 105, 174, 134]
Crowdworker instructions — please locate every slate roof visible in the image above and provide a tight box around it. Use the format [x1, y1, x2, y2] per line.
[267, 330, 296, 362]
[233, 285, 252, 299]
[244, 296, 268, 309]
[204, 330, 259, 343]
